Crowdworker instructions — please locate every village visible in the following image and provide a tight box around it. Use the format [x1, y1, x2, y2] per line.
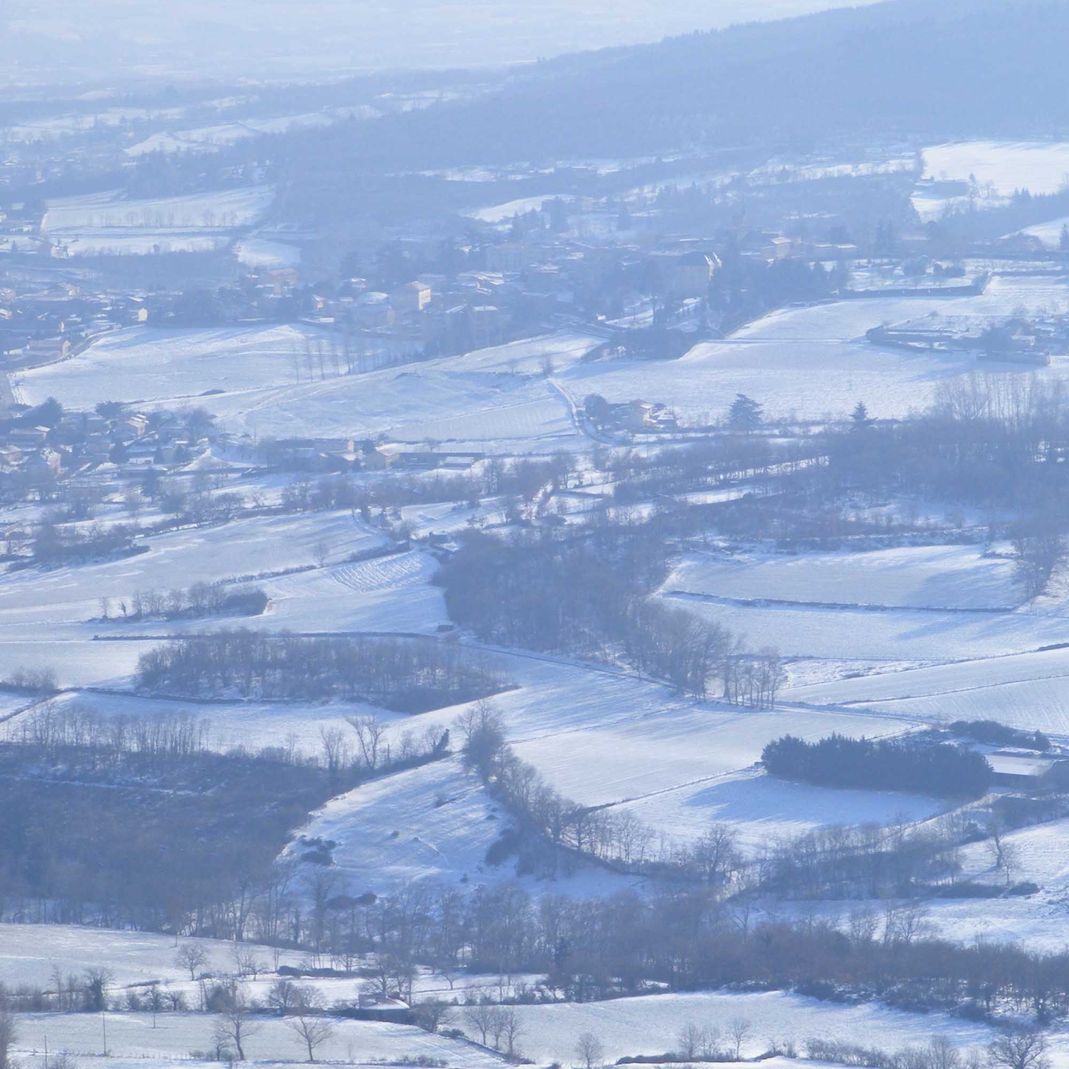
[10, 9, 1069, 1069]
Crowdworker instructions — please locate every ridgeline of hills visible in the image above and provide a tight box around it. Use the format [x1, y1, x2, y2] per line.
[303, 0, 1069, 170]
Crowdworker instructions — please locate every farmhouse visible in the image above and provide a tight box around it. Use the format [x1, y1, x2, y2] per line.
[987, 752, 1069, 790]
[391, 280, 433, 316]
[652, 250, 720, 301]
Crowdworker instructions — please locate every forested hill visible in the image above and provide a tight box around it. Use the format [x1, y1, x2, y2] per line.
[304, 0, 1069, 169]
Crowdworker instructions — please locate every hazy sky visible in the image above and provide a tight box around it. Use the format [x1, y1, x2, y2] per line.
[4, 0, 883, 86]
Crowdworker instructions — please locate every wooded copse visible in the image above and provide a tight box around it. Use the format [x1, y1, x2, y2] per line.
[1, 703, 1063, 1029]
[762, 734, 994, 799]
[822, 377, 1069, 595]
[103, 581, 268, 622]
[0, 702, 448, 932]
[458, 707, 977, 896]
[135, 630, 507, 711]
[440, 528, 783, 705]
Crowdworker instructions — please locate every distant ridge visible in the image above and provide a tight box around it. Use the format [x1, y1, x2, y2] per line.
[323, 0, 1069, 168]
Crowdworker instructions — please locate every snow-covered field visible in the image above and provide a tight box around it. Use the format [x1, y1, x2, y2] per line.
[42, 188, 274, 234]
[511, 990, 999, 1064]
[0, 512, 386, 688]
[16, 324, 340, 408]
[21, 275, 1069, 436]
[784, 645, 1069, 737]
[234, 236, 302, 268]
[922, 141, 1069, 198]
[291, 754, 636, 899]
[668, 591, 1069, 663]
[260, 550, 449, 635]
[6, 689, 407, 757]
[12, 1011, 505, 1067]
[618, 767, 946, 849]
[328, 652, 936, 850]
[559, 274, 1069, 422]
[507, 692, 919, 810]
[652, 540, 1069, 670]
[0, 925, 301, 988]
[666, 546, 1022, 611]
[38, 187, 274, 257]
[0, 106, 185, 143]
[125, 110, 369, 156]
[467, 195, 575, 224]
[189, 365, 582, 450]
[753, 155, 918, 184]
[0, 512, 386, 627]
[17, 328, 598, 452]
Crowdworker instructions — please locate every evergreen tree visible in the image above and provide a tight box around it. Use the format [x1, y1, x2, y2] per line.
[850, 401, 875, 430]
[728, 394, 763, 432]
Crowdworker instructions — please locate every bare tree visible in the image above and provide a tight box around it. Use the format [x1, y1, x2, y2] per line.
[575, 1032, 605, 1069]
[83, 968, 112, 1012]
[0, 1002, 16, 1069]
[497, 1007, 523, 1058]
[412, 1000, 454, 1034]
[987, 1033, 1050, 1069]
[882, 901, 930, 946]
[690, 824, 741, 886]
[267, 979, 300, 1013]
[232, 944, 266, 980]
[347, 715, 388, 770]
[175, 944, 209, 981]
[464, 1002, 498, 1046]
[319, 726, 350, 788]
[986, 818, 1020, 884]
[729, 1017, 753, 1060]
[1012, 524, 1064, 600]
[846, 908, 879, 945]
[677, 1023, 708, 1060]
[212, 985, 260, 1061]
[928, 1036, 963, 1069]
[285, 988, 336, 1063]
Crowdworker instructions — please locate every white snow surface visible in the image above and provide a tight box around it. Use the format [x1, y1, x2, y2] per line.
[291, 754, 637, 899]
[12, 1011, 505, 1067]
[0, 924, 301, 988]
[666, 546, 1022, 611]
[511, 990, 999, 1065]
[922, 141, 1069, 198]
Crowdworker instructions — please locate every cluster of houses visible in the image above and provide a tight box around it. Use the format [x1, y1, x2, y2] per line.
[0, 405, 214, 498]
[0, 281, 149, 367]
[868, 311, 1069, 366]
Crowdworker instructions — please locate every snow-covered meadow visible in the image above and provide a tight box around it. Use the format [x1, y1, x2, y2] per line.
[560, 273, 1069, 423]
[17, 328, 600, 452]
[0, 925, 300, 989]
[39, 187, 274, 258]
[16, 324, 338, 408]
[666, 546, 1023, 612]
[18, 275, 1069, 442]
[922, 141, 1069, 198]
[784, 645, 1069, 737]
[290, 754, 638, 899]
[510, 990, 1000, 1065]
[12, 1011, 505, 1067]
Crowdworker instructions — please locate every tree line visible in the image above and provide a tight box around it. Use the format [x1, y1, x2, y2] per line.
[135, 630, 505, 712]
[102, 582, 268, 623]
[440, 527, 782, 705]
[0, 704, 445, 934]
[460, 704, 748, 884]
[762, 734, 994, 800]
